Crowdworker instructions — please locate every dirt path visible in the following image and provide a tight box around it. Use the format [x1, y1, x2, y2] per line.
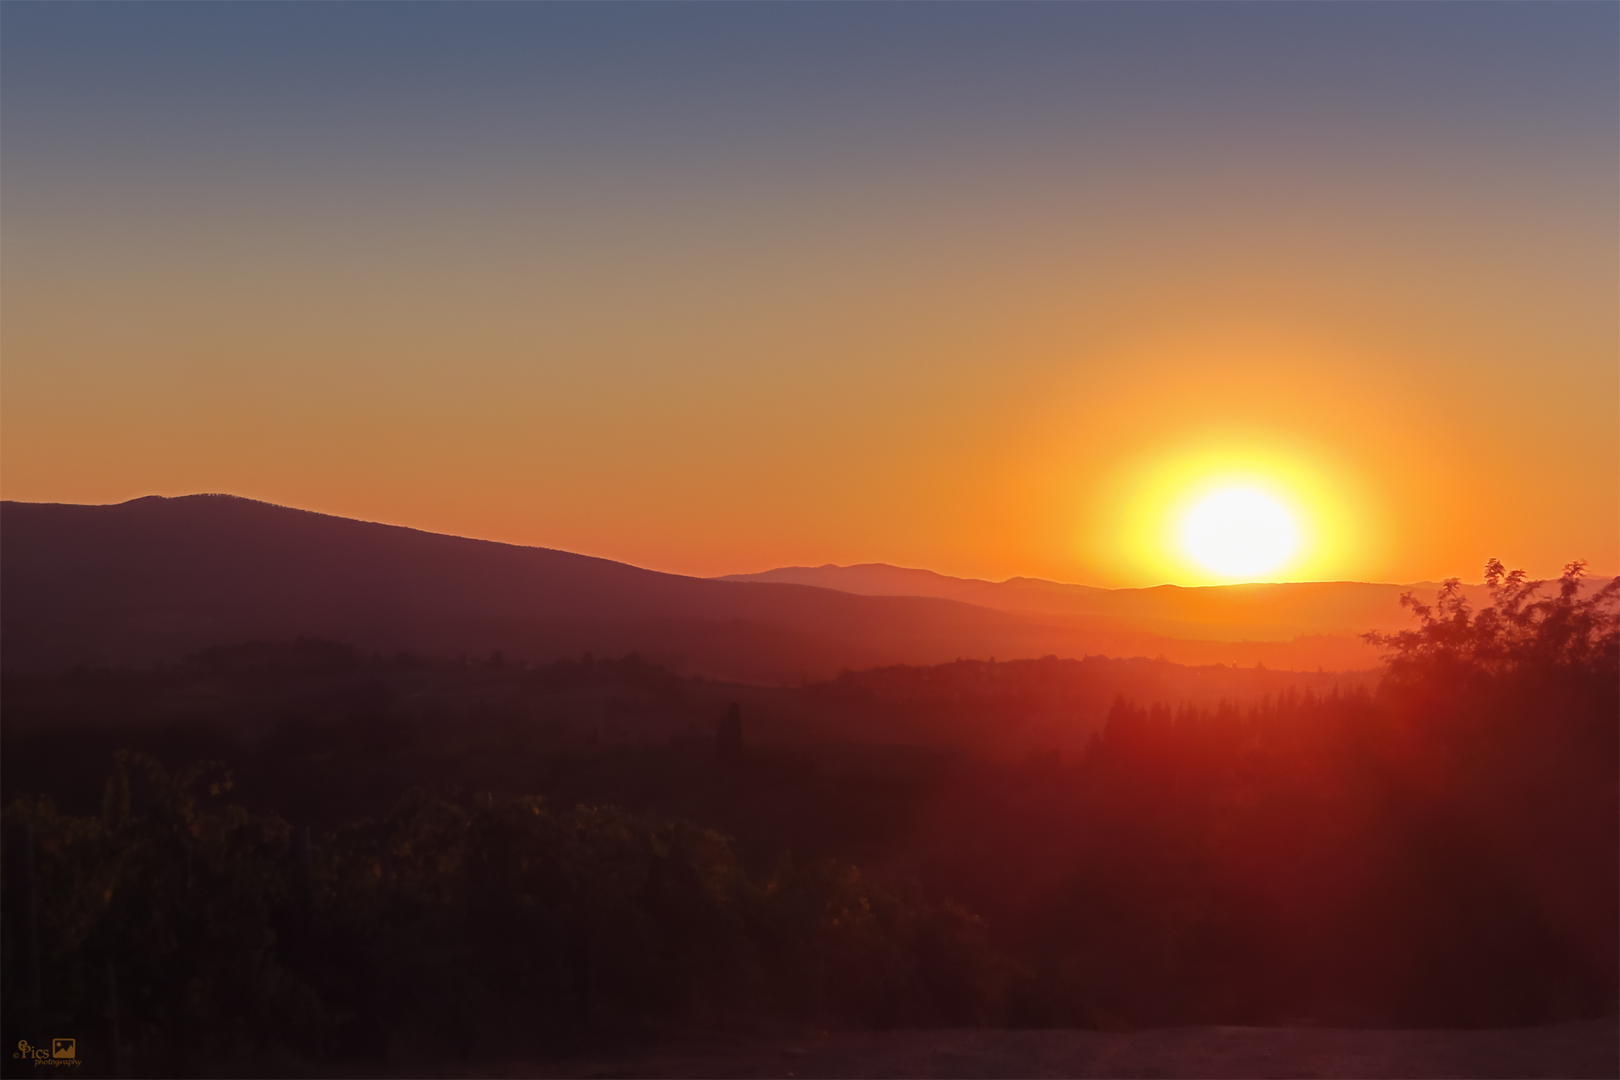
[501, 1017, 1619, 1079]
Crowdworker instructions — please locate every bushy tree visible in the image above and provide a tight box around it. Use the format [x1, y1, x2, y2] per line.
[1361, 560, 1619, 1021]
[1367, 559, 1619, 686]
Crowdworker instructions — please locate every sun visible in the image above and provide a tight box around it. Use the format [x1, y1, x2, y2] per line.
[1089, 433, 1373, 586]
[1179, 486, 1300, 581]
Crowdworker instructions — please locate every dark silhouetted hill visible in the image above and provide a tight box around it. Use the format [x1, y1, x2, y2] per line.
[4, 495, 1475, 679]
[2, 495, 1057, 681]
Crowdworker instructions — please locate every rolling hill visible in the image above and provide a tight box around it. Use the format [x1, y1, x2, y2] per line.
[718, 563, 1511, 651]
[0, 494, 1466, 679]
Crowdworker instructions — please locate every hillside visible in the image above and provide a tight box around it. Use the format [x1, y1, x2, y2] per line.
[0, 496, 1039, 682]
[719, 564, 1523, 655]
[3, 495, 1403, 679]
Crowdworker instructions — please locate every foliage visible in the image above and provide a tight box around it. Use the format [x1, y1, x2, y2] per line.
[3, 756, 1015, 1075]
[4, 752, 321, 1076]
[1367, 559, 1619, 685]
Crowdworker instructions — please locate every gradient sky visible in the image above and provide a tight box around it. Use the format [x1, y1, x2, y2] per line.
[4, 3, 1615, 587]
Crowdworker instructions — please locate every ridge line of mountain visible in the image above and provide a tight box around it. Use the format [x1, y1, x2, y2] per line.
[10, 493, 1597, 679]
[717, 562, 1473, 594]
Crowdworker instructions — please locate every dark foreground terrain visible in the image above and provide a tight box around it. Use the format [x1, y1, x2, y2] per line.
[3, 563, 1615, 1078]
[509, 1018, 1620, 1079]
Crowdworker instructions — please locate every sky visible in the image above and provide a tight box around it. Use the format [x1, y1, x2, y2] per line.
[3, 3, 1615, 587]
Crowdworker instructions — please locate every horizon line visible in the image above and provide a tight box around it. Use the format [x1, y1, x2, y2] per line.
[2, 490, 1585, 593]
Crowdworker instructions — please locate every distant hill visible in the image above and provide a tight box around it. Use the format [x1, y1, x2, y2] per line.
[0, 495, 1484, 680]
[718, 563, 1517, 650]
[0, 496, 1036, 681]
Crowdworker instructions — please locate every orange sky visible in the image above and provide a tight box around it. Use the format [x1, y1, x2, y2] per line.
[3, 6, 1615, 587]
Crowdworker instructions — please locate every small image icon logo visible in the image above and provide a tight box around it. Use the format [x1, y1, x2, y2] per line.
[52, 1039, 75, 1060]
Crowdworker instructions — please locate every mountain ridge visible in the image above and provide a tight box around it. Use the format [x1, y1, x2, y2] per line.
[723, 561, 1470, 594]
[0, 494, 1521, 678]
[715, 562, 1518, 645]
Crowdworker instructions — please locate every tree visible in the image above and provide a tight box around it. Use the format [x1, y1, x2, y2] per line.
[1366, 559, 1619, 687]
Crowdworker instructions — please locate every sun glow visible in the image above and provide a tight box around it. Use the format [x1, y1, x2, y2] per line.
[1085, 429, 1381, 586]
[1180, 487, 1299, 580]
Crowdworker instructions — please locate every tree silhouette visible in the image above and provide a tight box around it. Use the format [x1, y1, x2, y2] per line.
[1366, 559, 1619, 684]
